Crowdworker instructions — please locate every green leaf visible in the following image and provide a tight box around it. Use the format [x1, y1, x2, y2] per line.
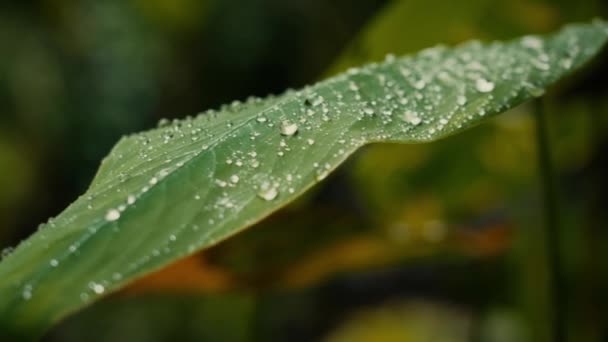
[1, 20, 607, 336]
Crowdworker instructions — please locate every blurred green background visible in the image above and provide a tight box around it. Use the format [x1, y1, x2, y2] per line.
[1, 0, 607, 341]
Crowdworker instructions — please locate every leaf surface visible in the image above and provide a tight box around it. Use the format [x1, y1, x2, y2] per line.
[0, 20, 606, 336]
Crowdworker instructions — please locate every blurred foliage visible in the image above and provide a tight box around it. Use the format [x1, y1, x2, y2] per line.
[323, 300, 472, 342]
[0, 0, 607, 341]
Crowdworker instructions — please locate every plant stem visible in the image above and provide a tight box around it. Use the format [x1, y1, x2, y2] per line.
[534, 99, 566, 342]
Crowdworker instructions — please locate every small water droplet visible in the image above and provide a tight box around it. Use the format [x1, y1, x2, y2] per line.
[280, 121, 298, 136]
[157, 118, 170, 128]
[528, 87, 545, 97]
[127, 195, 136, 205]
[1, 247, 13, 260]
[402, 111, 422, 126]
[257, 182, 279, 201]
[50, 259, 59, 267]
[413, 80, 426, 89]
[230, 175, 240, 184]
[315, 170, 329, 181]
[90, 282, 105, 294]
[475, 78, 495, 93]
[521, 36, 543, 49]
[105, 209, 121, 222]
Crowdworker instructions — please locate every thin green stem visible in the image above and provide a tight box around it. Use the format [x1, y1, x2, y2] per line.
[534, 99, 566, 342]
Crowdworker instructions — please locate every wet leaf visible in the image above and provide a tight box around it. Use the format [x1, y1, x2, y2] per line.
[0, 20, 606, 336]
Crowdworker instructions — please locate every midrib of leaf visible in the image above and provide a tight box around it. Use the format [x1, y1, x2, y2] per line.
[0, 20, 607, 336]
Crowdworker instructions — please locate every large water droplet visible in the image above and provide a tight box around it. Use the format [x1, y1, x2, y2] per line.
[402, 111, 422, 125]
[105, 209, 121, 222]
[257, 182, 279, 201]
[475, 78, 495, 93]
[280, 121, 298, 136]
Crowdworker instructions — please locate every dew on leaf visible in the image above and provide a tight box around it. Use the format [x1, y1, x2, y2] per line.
[257, 182, 279, 201]
[89, 282, 105, 294]
[402, 111, 422, 125]
[522, 36, 543, 49]
[457, 95, 467, 106]
[280, 121, 299, 136]
[105, 209, 121, 222]
[475, 78, 495, 93]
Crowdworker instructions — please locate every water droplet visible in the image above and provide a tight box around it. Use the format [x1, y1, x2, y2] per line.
[402, 111, 422, 125]
[127, 195, 136, 205]
[475, 78, 495, 93]
[521, 36, 543, 49]
[22, 287, 32, 300]
[413, 80, 426, 89]
[257, 182, 279, 201]
[307, 139, 315, 145]
[280, 121, 298, 136]
[315, 170, 329, 181]
[1, 247, 13, 260]
[157, 118, 170, 128]
[312, 96, 324, 106]
[90, 282, 105, 294]
[50, 259, 59, 267]
[528, 87, 545, 97]
[230, 175, 240, 184]
[457, 95, 467, 106]
[105, 209, 121, 222]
